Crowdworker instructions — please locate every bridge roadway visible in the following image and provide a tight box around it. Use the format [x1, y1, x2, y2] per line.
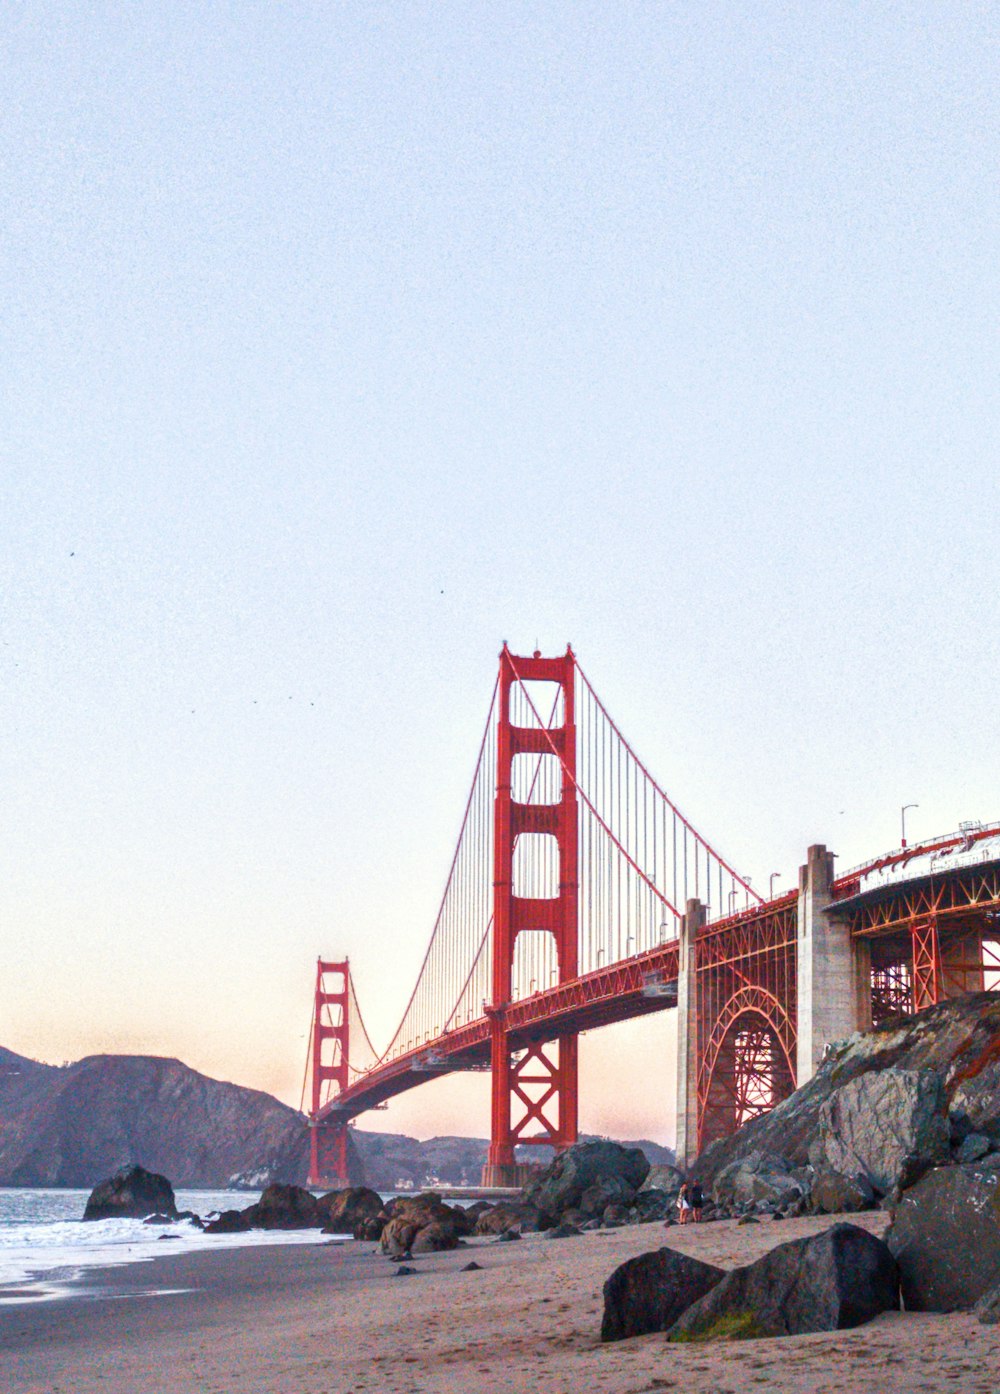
[321, 939, 682, 1121]
[319, 824, 1000, 1127]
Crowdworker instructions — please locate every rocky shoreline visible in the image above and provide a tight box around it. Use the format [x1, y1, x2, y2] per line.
[80, 992, 1000, 1349]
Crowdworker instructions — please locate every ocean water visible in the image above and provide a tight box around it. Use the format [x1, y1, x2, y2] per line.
[0, 1188, 343, 1302]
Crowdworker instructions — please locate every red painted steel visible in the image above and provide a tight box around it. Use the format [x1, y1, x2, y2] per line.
[487, 646, 579, 1175]
[845, 860, 1000, 1016]
[911, 916, 942, 1012]
[307, 958, 351, 1187]
[316, 941, 681, 1123]
[303, 653, 1000, 1167]
[694, 895, 798, 1153]
[313, 862, 998, 1147]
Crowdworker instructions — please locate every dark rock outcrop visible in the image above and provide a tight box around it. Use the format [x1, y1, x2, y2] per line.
[523, 1140, 650, 1228]
[203, 1183, 322, 1233]
[629, 1189, 673, 1223]
[816, 1067, 949, 1194]
[885, 1159, 1000, 1310]
[667, 1223, 899, 1342]
[473, 1201, 539, 1235]
[83, 1164, 178, 1221]
[955, 1132, 993, 1163]
[693, 994, 1000, 1191]
[411, 1220, 462, 1253]
[387, 1192, 469, 1231]
[379, 1193, 469, 1255]
[381, 1217, 419, 1258]
[640, 1164, 684, 1194]
[316, 1186, 383, 1235]
[810, 1165, 874, 1214]
[241, 1183, 319, 1230]
[203, 1208, 251, 1234]
[712, 1151, 806, 1212]
[601, 1248, 725, 1342]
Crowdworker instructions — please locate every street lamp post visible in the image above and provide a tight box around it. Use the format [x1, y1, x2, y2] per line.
[769, 872, 781, 898]
[901, 803, 918, 849]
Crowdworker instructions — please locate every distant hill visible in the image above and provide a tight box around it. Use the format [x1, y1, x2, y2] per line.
[0, 1044, 673, 1190]
[0, 1048, 310, 1188]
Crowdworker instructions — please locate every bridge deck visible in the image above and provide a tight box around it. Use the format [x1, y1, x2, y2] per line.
[320, 940, 680, 1122]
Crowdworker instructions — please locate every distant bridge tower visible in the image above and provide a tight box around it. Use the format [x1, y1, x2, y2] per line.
[483, 645, 579, 1187]
[307, 958, 351, 1188]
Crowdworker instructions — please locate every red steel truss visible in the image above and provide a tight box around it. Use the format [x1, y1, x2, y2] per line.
[871, 960, 912, 1023]
[307, 959, 351, 1187]
[305, 652, 1000, 1171]
[486, 647, 579, 1179]
[910, 915, 942, 1012]
[844, 863, 1000, 1016]
[694, 895, 798, 1154]
[842, 864, 1000, 935]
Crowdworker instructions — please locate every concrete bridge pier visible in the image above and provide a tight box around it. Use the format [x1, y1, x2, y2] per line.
[795, 842, 870, 1084]
[674, 897, 707, 1173]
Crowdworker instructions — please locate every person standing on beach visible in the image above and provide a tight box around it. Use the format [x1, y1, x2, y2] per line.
[690, 1180, 704, 1223]
[676, 1181, 690, 1225]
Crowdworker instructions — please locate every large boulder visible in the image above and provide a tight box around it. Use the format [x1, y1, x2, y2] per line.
[411, 1220, 462, 1253]
[473, 1201, 539, 1235]
[523, 1141, 649, 1228]
[630, 1189, 674, 1223]
[640, 1164, 685, 1194]
[667, 1223, 899, 1342]
[381, 1217, 419, 1258]
[241, 1183, 319, 1229]
[601, 1247, 725, 1342]
[83, 1165, 178, 1221]
[817, 1067, 949, 1196]
[389, 1192, 471, 1234]
[712, 1151, 804, 1212]
[379, 1192, 469, 1254]
[810, 1165, 874, 1215]
[203, 1208, 251, 1234]
[885, 1159, 1000, 1311]
[315, 1186, 383, 1234]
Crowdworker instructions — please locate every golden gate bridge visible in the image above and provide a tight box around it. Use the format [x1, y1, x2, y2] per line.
[303, 645, 1000, 1187]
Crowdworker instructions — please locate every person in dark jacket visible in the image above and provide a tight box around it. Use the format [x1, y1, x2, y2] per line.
[690, 1180, 704, 1222]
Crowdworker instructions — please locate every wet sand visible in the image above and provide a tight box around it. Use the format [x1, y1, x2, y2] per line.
[1, 1211, 997, 1393]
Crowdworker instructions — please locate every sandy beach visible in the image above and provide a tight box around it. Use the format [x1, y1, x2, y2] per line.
[1, 1210, 997, 1394]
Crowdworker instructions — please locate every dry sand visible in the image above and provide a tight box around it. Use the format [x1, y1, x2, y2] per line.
[0, 1210, 997, 1394]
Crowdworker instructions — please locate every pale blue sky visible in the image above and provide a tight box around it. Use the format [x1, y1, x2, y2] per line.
[2, 3, 997, 1143]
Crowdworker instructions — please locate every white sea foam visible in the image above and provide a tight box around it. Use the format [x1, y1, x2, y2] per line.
[0, 1189, 344, 1300]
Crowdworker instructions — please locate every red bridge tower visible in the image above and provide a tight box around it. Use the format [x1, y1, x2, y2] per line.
[307, 958, 351, 1188]
[483, 645, 579, 1187]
